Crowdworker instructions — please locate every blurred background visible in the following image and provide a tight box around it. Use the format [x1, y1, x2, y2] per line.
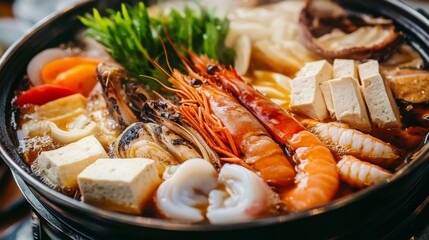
[0, 0, 429, 239]
[0, 0, 81, 56]
[1, 0, 429, 56]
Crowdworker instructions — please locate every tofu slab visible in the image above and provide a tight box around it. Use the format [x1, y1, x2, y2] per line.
[297, 59, 333, 79]
[78, 158, 161, 215]
[36, 135, 108, 189]
[358, 61, 402, 128]
[333, 59, 358, 80]
[320, 81, 335, 119]
[329, 77, 371, 131]
[291, 60, 333, 120]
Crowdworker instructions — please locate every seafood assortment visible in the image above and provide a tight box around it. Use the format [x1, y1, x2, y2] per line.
[13, 0, 429, 224]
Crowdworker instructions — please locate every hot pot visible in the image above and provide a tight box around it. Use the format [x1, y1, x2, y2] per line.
[0, 0, 429, 239]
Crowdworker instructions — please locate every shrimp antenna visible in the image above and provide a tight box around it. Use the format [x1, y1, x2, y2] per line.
[151, 59, 173, 79]
[140, 74, 179, 93]
[150, 20, 173, 74]
[161, 18, 193, 68]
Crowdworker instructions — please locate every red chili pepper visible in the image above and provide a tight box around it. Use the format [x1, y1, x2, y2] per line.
[15, 84, 79, 107]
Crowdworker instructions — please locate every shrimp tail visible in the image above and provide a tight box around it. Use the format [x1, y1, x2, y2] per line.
[281, 131, 339, 211]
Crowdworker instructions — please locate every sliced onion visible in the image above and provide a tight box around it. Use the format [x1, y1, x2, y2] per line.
[48, 121, 97, 144]
[27, 48, 69, 86]
[234, 35, 251, 75]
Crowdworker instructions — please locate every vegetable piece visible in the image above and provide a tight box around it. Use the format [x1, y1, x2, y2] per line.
[15, 85, 79, 107]
[48, 120, 97, 144]
[386, 70, 429, 104]
[36, 93, 88, 121]
[41, 57, 100, 83]
[51, 64, 99, 96]
[233, 35, 251, 75]
[27, 48, 69, 86]
[80, 3, 234, 88]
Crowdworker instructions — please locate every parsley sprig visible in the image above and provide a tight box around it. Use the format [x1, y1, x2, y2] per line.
[80, 2, 234, 88]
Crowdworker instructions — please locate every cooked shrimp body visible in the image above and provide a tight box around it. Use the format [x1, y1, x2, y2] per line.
[202, 85, 296, 186]
[190, 55, 339, 210]
[155, 158, 218, 222]
[281, 131, 339, 212]
[337, 155, 393, 189]
[303, 120, 401, 168]
[190, 54, 305, 144]
[168, 70, 296, 186]
[207, 164, 277, 224]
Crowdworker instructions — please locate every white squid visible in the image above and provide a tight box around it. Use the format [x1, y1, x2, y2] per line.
[155, 158, 217, 222]
[156, 160, 277, 223]
[207, 164, 276, 224]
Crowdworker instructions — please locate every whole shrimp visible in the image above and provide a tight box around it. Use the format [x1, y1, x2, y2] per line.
[189, 55, 339, 211]
[190, 54, 305, 144]
[166, 70, 296, 186]
[337, 155, 392, 189]
[281, 131, 339, 211]
[302, 120, 401, 169]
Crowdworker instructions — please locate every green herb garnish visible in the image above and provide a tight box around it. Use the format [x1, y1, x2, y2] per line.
[80, 2, 234, 88]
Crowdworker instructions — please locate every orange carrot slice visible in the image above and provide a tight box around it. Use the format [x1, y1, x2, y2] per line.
[52, 64, 98, 96]
[41, 57, 100, 83]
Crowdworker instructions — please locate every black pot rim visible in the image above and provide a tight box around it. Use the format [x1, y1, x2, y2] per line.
[1, 0, 429, 232]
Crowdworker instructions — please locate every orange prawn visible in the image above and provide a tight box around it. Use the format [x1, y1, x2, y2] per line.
[337, 155, 392, 189]
[280, 131, 339, 211]
[165, 70, 296, 186]
[189, 54, 339, 211]
[302, 120, 401, 169]
[190, 54, 305, 144]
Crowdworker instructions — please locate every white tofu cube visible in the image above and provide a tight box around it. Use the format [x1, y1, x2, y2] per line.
[329, 77, 371, 131]
[358, 61, 402, 128]
[291, 60, 333, 120]
[297, 60, 333, 79]
[333, 59, 358, 80]
[358, 60, 380, 80]
[78, 158, 161, 215]
[320, 81, 335, 119]
[291, 76, 328, 120]
[36, 135, 108, 189]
